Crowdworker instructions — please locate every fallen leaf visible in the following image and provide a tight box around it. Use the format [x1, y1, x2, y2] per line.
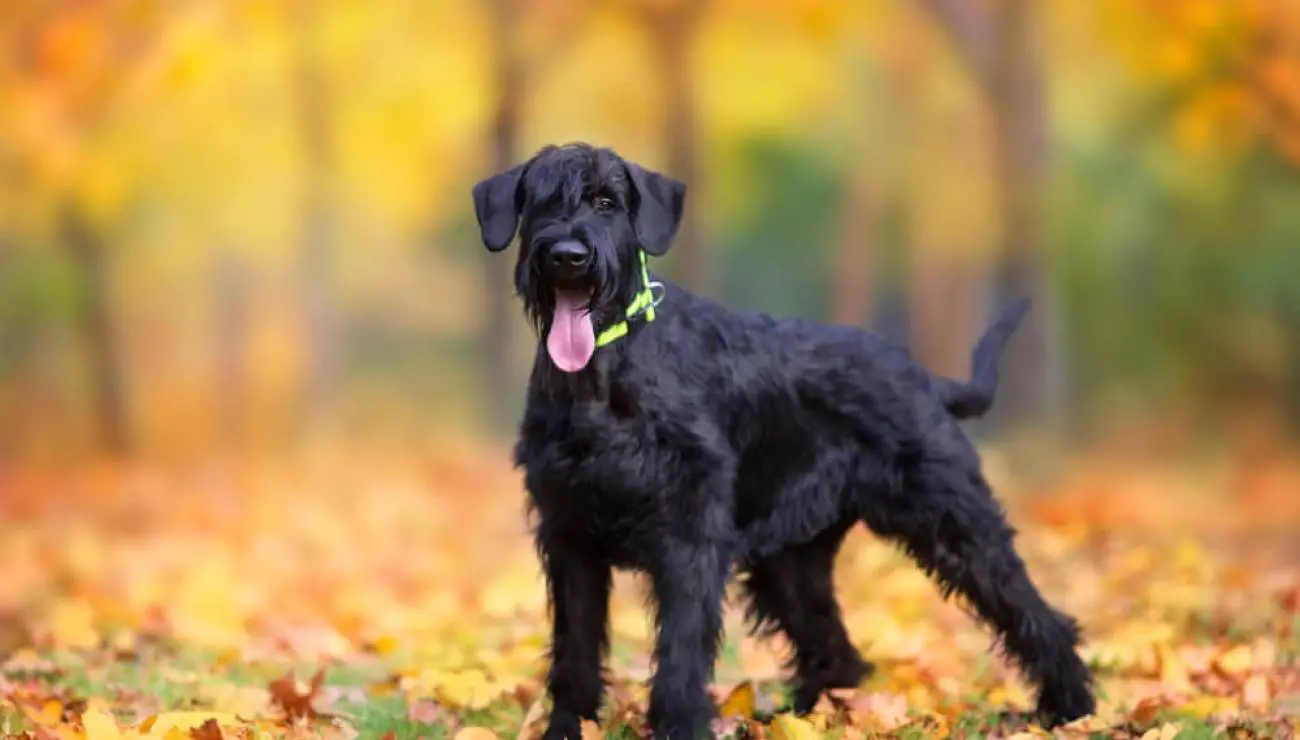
[82, 708, 122, 740]
[1242, 674, 1270, 708]
[452, 728, 501, 740]
[1214, 645, 1254, 678]
[717, 681, 757, 719]
[1158, 644, 1193, 692]
[579, 719, 603, 740]
[23, 699, 63, 726]
[1130, 694, 1175, 725]
[1156, 721, 1182, 740]
[844, 692, 908, 732]
[769, 714, 817, 740]
[187, 719, 224, 740]
[138, 713, 244, 735]
[268, 668, 326, 723]
[516, 697, 549, 740]
[1178, 694, 1239, 719]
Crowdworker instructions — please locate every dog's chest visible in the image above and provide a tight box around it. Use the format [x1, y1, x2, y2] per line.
[517, 403, 672, 562]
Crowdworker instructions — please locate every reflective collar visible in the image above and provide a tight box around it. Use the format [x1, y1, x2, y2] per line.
[594, 250, 663, 347]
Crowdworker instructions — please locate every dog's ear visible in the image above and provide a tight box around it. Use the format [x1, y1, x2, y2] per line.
[624, 161, 686, 256]
[472, 164, 526, 252]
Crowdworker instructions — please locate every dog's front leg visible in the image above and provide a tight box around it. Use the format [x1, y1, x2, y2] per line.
[539, 537, 612, 740]
[646, 538, 731, 740]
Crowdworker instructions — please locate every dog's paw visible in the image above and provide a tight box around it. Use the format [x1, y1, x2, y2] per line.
[541, 710, 585, 740]
[1035, 683, 1096, 729]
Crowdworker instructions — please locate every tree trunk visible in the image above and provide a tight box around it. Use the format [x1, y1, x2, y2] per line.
[919, 0, 1066, 433]
[292, 0, 339, 432]
[985, 0, 1065, 432]
[212, 250, 252, 450]
[644, 2, 706, 293]
[61, 202, 133, 457]
[482, 0, 524, 430]
[831, 171, 877, 327]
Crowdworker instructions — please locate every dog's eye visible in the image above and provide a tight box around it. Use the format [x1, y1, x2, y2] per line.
[593, 196, 616, 213]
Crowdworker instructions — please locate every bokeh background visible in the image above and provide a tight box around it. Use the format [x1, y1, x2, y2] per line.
[3, 0, 1299, 461]
[1, 0, 1299, 733]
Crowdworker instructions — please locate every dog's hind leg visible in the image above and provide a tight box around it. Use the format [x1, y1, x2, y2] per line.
[741, 520, 872, 714]
[860, 440, 1095, 728]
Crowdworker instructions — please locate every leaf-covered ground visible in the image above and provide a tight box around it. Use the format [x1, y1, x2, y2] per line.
[0, 441, 1298, 739]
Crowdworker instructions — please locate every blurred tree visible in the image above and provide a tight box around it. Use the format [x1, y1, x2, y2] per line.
[1103, 0, 1300, 164]
[633, 0, 709, 293]
[480, 0, 588, 427]
[1, 0, 171, 456]
[920, 0, 1067, 432]
[290, 0, 340, 434]
[831, 168, 878, 327]
[481, 0, 525, 430]
[212, 249, 252, 450]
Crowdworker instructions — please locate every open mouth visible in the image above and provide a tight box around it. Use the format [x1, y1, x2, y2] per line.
[547, 288, 595, 373]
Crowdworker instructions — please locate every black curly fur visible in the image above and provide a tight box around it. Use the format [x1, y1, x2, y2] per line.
[471, 143, 1096, 740]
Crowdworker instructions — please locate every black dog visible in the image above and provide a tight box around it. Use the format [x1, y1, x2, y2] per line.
[472, 143, 1095, 739]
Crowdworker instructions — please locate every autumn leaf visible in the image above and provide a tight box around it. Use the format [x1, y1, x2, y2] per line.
[138, 713, 244, 736]
[769, 714, 817, 740]
[268, 668, 327, 723]
[81, 708, 121, 740]
[716, 681, 757, 719]
[187, 719, 224, 740]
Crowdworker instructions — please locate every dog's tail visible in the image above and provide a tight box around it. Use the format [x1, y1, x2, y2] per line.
[931, 297, 1032, 420]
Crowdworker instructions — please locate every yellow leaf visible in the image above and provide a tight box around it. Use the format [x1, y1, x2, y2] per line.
[1177, 695, 1239, 719]
[580, 719, 603, 740]
[1251, 638, 1277, 670]
[24, 699, 63, 726]
[453, 728, 501, 740]
[770, 714, 819, 740]
[1059, 714, 1111, 734]
[46, 596, 99, 649]
[718, 681, 757, 719]
[372, 634, 400, 656]
[136, 712, 243, 736]
[1214, 645, 1253, 677]
[83, 708, 123, 740]
[1157, 645, 1193, 693]
[433, 668, 506, 710]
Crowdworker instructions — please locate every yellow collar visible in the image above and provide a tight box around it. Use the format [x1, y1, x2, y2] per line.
[594, 251, 660, 347]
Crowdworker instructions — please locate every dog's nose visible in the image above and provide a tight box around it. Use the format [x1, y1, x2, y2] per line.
[548, 240, 590, 271]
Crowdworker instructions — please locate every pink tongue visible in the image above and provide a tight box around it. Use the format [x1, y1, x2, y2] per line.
[547, 290, 596, 372]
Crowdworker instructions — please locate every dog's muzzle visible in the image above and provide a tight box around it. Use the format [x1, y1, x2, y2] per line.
[545, 240, 592, 285]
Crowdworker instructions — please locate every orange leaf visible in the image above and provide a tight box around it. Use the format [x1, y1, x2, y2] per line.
[717, 681, 757, 719]
[188, 718, 225, 740]
[268, 668, 326, 723]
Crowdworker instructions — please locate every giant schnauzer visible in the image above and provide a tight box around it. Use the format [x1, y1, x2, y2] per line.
[471, 143, 1095, 739]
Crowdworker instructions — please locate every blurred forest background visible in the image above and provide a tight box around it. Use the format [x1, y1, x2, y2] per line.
[1, 3, 1300, 735]
[1, 0, 1299, 465]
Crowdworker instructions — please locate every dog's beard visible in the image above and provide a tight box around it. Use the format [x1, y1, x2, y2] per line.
[517, 246, 628, 374]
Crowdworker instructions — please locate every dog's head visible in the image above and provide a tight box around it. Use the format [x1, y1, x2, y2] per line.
[471, 143, 685, 373]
